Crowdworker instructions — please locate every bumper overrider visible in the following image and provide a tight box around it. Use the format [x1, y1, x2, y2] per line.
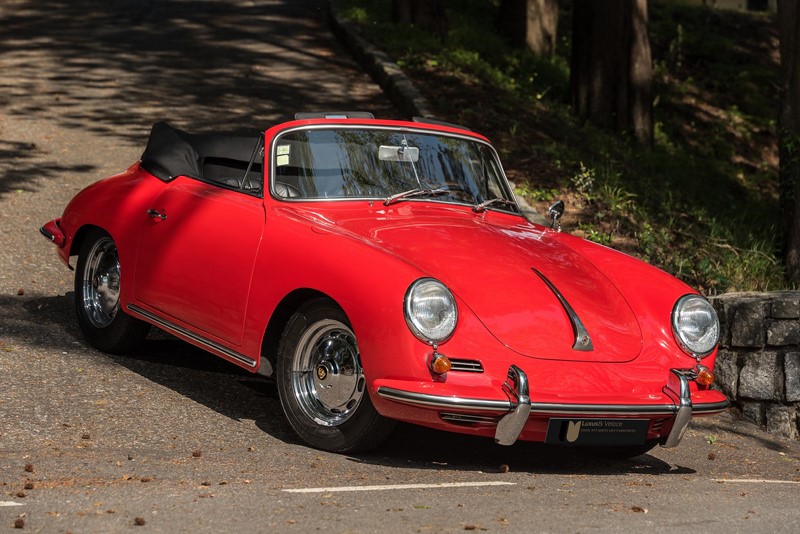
[375, 366, 730, 447]
[39, 218, 66, 248]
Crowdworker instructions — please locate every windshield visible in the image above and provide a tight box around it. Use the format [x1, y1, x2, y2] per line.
[271, 127, 518, 212]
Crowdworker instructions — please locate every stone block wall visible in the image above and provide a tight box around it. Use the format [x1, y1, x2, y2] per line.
[710, 291, 800, 441]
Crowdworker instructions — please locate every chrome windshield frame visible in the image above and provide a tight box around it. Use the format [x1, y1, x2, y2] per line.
[266, 123, 522, 215]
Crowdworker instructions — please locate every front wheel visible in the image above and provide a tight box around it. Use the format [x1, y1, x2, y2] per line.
[74, 229, 150, 353]
[276, 299, 395, 453]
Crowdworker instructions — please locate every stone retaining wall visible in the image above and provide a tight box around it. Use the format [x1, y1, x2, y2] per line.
[710, 291, 800, 440]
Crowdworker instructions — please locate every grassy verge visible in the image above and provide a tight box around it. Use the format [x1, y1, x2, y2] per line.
[338, 0, 789, 295]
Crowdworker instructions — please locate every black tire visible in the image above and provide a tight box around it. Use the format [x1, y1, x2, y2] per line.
[74, 229, 150, 354]
[578, 439, 659, 460]
[276, 299, 395, 453]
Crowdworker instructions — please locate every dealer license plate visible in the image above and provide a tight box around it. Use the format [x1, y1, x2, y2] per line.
[545, 418, 649, 446]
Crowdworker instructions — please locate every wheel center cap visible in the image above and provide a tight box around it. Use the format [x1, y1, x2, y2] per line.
[316, 365, 328, 381]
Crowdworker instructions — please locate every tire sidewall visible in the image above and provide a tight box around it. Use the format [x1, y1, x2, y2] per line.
[276, 299, 392, 452]
[74, 228, 148, 353]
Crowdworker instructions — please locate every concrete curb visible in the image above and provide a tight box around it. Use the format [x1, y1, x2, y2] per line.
[328, 0, 434, 120]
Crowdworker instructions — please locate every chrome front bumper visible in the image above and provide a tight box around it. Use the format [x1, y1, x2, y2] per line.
[375, 365, 730, 447]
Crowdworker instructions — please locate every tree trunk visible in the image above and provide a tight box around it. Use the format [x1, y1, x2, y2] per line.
[498, 0, 558, 56]
[778, 0, 800, 284]
[569, 0, 653, 146]
[391, 0, 448, 39]
[392, 0, 413, 25]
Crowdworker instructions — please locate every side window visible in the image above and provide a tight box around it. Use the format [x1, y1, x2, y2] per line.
[202, 156, 263, 192]
[273, 132, 351, 199]
[273, 137, 312, 198]
[194, 135, 264, 195]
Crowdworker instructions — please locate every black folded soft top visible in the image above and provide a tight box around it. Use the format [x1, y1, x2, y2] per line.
[140, 121, 260, 182]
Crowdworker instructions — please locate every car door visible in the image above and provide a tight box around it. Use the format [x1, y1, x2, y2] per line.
[132, 177, 265, 346]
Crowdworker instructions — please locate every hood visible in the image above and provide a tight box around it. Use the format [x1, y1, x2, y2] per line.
[288, 204, 643, 363]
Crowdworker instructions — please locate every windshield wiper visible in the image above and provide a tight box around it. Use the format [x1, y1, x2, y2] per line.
[472, 197, 518, 213]
[384, 188, 449, 206]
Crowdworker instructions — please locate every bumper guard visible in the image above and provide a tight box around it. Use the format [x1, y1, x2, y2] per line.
[495, 365, 531, 445]
[661, 368, 694, 448]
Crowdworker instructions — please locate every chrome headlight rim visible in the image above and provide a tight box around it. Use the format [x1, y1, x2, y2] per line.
[671, 294, 719, 358]
[403, 278, 458, 345]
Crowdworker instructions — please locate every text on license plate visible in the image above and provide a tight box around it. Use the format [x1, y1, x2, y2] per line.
[545, 418, 649, 446]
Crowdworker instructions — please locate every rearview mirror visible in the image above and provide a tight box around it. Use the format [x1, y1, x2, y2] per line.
[379, 145, 419, 163]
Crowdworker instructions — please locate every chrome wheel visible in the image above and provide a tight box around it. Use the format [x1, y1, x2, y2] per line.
[74, 229, 149, 354]
[277, 299, 395, 452]
[81, 236, 121, 329]
[291, 319, 365, 427]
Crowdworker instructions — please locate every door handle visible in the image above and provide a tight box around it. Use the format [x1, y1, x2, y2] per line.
[146, 209, 167, 221]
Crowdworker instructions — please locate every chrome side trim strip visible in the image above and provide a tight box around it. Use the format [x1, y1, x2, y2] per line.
[127, 303, 257, 368]
[531, 268, 594, 351]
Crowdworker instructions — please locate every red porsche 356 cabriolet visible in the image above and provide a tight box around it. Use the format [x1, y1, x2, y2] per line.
[41, 112, 728, 456]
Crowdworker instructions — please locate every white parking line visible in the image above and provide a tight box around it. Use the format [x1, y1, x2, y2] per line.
[0, 502, 24, 507]
[712, 479, 800, 484]
[283, 481, 516, 493]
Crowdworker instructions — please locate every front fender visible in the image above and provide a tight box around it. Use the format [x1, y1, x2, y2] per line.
[242, 206, 472, 387]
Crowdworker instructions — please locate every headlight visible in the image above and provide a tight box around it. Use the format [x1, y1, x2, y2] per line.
[404, 278, 457, 344]
[671, 294, 719, 358]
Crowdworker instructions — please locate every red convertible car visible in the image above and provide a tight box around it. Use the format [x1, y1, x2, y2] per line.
[41, 112, 728, 456]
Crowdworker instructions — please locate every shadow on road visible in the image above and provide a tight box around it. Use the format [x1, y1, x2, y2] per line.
[109, 337, 303, 449]
[0, 140, 96, 195]
[0, 292, 696, 475]
[1, 293, 81, 348]
[1, 292, 709, 475]
[691, 412, 792, 453]
[356, 424, 695, 476]
[0, 0, 394, 197]
[107, 336, 696, 476]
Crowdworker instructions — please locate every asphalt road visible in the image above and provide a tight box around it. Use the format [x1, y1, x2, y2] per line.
[1, 1, 800, 532]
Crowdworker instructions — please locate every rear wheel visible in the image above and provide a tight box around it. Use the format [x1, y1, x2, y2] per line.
[276, 299, 395, 452]
[74, 229, 149, 353]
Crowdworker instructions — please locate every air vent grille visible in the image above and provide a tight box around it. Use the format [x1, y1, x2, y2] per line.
[440, 413, 500, 426]
[449, 359, 484, 373]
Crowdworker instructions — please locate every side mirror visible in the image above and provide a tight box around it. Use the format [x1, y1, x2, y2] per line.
[548, 200, 564, 231]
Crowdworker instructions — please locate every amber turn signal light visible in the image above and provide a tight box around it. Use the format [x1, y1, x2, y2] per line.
[696, 366, 714, 387]
[429, 352, 452, 374]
